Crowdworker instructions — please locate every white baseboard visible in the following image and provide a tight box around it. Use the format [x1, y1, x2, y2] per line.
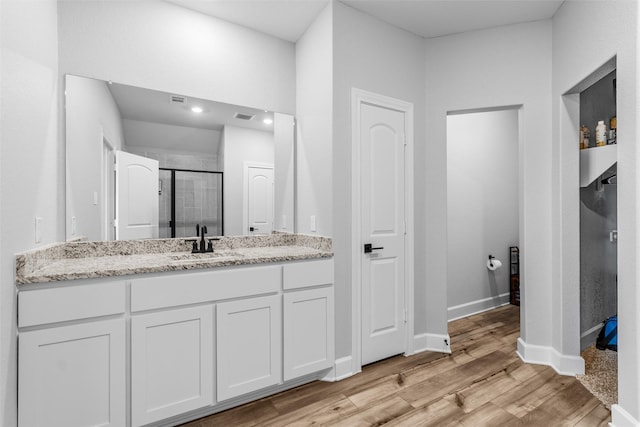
[516, 337, 585, 376]
[322, 356, 355, 382]
[413, 332, 452, 354]
[448, 293, 511, 321]
[610, 404, 640, 427]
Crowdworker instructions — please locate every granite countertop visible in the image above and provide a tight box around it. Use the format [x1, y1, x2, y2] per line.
[16, 234, 332, 285]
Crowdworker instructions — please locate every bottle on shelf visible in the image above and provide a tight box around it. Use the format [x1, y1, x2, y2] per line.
[608, 116, 617, 144]
[595, 120, 607, 147]
[580, 125, 590, 149]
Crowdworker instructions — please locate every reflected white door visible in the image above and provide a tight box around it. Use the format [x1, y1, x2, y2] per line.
[246, 165, 274, 236]
[361, 103, 406, 365]
[115, 151, 159, 240]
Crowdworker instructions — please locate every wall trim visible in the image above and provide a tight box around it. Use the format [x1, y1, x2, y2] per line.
[447, 293, 511, 321]
[610, 404, 639, 427]
[516, 338, 585, 376]
[321, 356, 355, 382]
[351, 88, 415, 374]
[412, 333, 452, 354]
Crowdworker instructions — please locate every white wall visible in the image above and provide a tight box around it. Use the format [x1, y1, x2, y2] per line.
[447, 109, 519, 320]
[222, 126, 274, 236]
[295, 2, 333, 238]
[332, 2, 426, 364]
[425, 21, 553, 360]
[0, 1, 60, 425]
[65, 75, 124, 241]
[551, 1, 639, 424]
[57, 1, 296, 115]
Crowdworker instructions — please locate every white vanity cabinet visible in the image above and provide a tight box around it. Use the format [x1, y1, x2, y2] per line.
[282, 260, 335, 381]
[18, 258, 334, 427]
[18, 281, 126, 427]
[131, 305, 214, 427]
[216, 294, 282, 401]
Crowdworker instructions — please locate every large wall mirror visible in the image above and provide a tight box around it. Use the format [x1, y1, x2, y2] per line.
[65, 74, 295, 241]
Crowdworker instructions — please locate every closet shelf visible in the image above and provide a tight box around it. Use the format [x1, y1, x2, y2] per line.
[580, 145, 617, 187]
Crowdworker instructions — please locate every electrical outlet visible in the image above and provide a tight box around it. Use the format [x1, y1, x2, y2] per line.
[71, 216, 77, 235]
[35, 217, 43, 243]
[310, 215, 316, 232]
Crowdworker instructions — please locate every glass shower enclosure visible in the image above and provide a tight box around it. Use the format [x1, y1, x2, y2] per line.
[159, 168, 223, 238]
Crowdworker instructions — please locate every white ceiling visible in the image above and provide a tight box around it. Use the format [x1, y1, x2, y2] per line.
[166, 0, 564, 42]
[165, 0, 330, 42]
[108, 82, 274, 133]
[342, 0, 565, 39]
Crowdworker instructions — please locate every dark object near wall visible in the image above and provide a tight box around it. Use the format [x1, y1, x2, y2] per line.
[596, 315, 618, 352]
[510, 246, 520, 306]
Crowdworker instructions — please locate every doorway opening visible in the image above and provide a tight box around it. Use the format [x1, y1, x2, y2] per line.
[576, 68, 618, 408]
[556, 56, 618, 406]
[446, 107, 521, 321]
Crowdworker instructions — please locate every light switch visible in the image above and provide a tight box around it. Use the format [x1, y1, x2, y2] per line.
[93, 191, 98, 205]
[35, 217, 43, 243]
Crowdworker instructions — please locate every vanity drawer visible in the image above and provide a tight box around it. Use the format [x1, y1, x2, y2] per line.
[18, 281, 126, 327]
[131, 265, 281, 312]
[283, 259, 334, 290]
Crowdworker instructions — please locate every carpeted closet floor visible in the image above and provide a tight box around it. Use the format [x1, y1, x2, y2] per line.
[577, 345, 618, 409]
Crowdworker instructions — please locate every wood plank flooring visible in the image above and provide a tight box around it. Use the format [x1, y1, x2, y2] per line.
[182, 305, 610, 426]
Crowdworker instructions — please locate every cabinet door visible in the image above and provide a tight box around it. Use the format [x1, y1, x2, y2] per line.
[18, 318, 125, 427]
[131, 305, 214, 427]
[217, 295, 281, 401]
[284, 287, 334, 381]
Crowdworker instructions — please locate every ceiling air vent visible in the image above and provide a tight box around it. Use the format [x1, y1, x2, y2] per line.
[234, 113, 255, 121]
[169, 95, 187, 104]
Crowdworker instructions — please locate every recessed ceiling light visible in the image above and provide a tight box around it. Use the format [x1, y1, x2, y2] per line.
[191, 106, 203, 113]
[263, 118, 273, 125]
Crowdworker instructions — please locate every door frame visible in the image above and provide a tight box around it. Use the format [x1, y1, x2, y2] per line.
[351, 88, 415, 374]
[243, 162, 275, 236]
[101, 131, 115, 241]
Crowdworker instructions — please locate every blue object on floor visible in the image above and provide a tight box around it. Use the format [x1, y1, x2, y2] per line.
[596, 315, 617, 352]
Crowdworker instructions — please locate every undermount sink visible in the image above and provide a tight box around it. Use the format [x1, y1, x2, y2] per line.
[167, 251, 242, 261]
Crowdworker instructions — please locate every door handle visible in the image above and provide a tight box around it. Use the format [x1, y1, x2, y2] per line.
[364, 243, 384, 253]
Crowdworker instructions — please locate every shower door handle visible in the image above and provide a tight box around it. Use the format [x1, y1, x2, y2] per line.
[364, 243, 384, 253]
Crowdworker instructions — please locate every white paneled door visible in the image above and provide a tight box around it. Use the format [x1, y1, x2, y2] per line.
[360, 102, 406, 366]
[246, 164, 274, 235]
[115, 150, 159, 240]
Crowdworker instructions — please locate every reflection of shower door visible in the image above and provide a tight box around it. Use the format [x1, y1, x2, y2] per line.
[159, 168, 223, 238]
